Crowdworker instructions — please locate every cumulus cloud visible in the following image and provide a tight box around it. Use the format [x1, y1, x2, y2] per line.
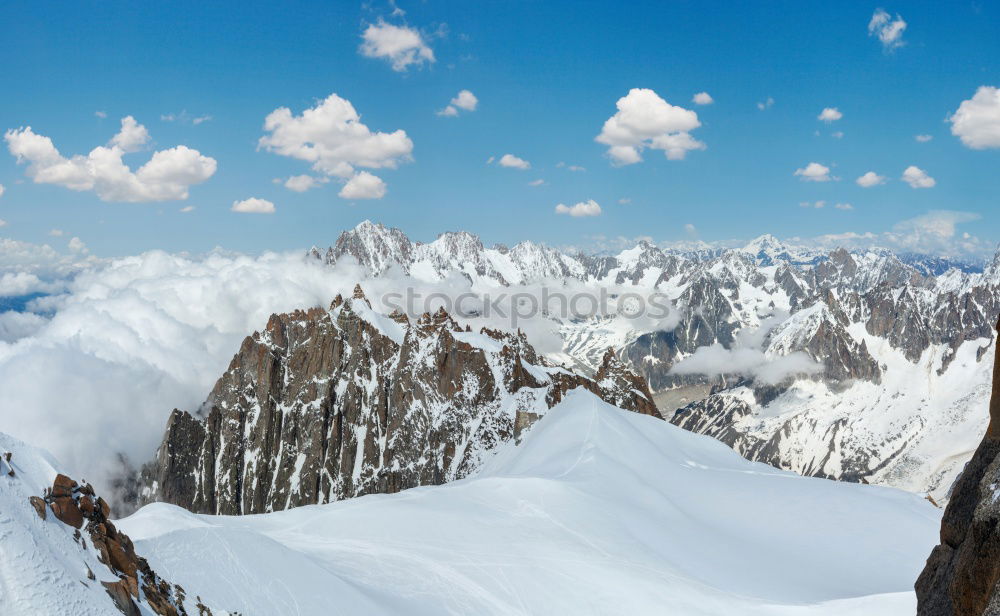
[856, 171, 886, 187]
[0, 271, 65, 297]
[0, 219, 6, 228]
[757, 97, 774, 110]
[818, 107, 843, 122]
[794, 162, 834, 182]
[555, 199, 601, 217]
[438, 89, 478, 116]
[0, 310, 47, 343]
[283, 175, 327, 192]
[49, 229, 65, 237]
[596, 88, 705, 165]
[338, 171, 387, 199]
[834, 203, 854, 211]
[5, 116, 217, 202]
[915, 134, 933, 143]
[68, 237, 88, 254]
[692, 92, 713, 105]
[868, 9, 907, 51]
[0, 237, 97, 280]
[258, 93, 411, 199]
[179, 206, 195, 213]
[95, 111, 108, 119]
[528, 179, 545, 187]
[800, 200, 826, 209]
[949, 86, 1000, 149]
[359, 20, 435, 71]
[0, 183, 5, 199]
[231, 197, 275, 214]
[497, 153, 530, 170]
[556, 162, 585, 172]
[902, 165, 935, 188]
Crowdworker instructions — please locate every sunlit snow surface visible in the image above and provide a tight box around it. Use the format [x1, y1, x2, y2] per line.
[118, 391, 939, 615]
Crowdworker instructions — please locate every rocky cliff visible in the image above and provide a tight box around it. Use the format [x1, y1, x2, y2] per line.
[140, 285, 658, 515]
[916, 317, 1000, 615]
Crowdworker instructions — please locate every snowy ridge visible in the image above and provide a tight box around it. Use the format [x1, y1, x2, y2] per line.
[119, 391, 940, 616]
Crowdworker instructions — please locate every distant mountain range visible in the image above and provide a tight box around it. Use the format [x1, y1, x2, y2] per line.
[306, 220, 1000, 502]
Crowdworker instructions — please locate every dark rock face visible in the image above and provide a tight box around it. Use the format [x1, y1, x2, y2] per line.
[916, 317, 1000, 616]
[141, 286, 658, 515]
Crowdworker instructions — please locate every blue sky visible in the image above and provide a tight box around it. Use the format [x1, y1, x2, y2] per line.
[0, 0, 997, 258]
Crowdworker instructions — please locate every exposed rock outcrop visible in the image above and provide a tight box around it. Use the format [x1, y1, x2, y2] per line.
[34, 473, 207, 616]
[140, 287, 658, 515]
[916, 317, 1000, 615]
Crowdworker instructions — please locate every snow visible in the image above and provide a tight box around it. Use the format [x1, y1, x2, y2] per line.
[0, 434, 136, 615]
[113, 391, 938, 615]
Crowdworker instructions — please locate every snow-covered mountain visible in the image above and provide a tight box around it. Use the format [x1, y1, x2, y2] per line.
[138, 285, 658, 515]
[311, 221, 1000, 502]
[0, 433, 223, 615]
[120, 391, 938, 615]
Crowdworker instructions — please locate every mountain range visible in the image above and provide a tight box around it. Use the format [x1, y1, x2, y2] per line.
[308, 220, 1000, 502]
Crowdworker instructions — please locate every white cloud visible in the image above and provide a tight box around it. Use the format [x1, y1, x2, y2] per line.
[5, 117, 217, 202]
[94, 111, 107, 119]
[284, 175, 326, 192]
[818, 107, 843, 122]
[179, 205, 195, 213]
[794, 162, 834, 182]
[451, 89, 477, 111]
[68, 237, 88, 254]
[915, 134, 933, 142]
[868, 9, 907, 51]
[949, 86, 1000, 149]
[902, 165, 935, 188]
[231, 197, 275, 214]
[596, 88, 705, 165]
[49, 229, 65, 237]
[359, 20, 435, 71]
[0, 219, 6, 228]
[0, 310, 47, 343]
[498, 154, 530, 170]
[799, 200, 826, 209]
[832, 131, 844, 139]
[259, 93, 410, 198]
[618, 198, 631, 205]
[856, 171, 886, 187]
[802, 210, 989, 261]
[528, 179, 545, 187]
[556, 162, 585, 172]
[0, 184, 4, 199]
[555, 199, 602, 217]
[339, 171, 387, 199]
[834, 203, 854, 211]
[671, 315, 821, 385]
[672, 344, 820, 385]
[437, 91, 477, 118]
[692, 92, 714, 105]
[757, 97, 774, 111]
[161, 111, 212, 125]
[684, 223, 697, 237]
[0, 271, 64, 297]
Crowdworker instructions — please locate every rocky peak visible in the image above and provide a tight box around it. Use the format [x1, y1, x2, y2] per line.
[331, 220, 414, 273]
[140, 293, 660, 515]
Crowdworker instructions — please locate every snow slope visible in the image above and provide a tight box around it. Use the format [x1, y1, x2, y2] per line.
[0, 434, 130, 615]
[119, 391, 939, 615]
